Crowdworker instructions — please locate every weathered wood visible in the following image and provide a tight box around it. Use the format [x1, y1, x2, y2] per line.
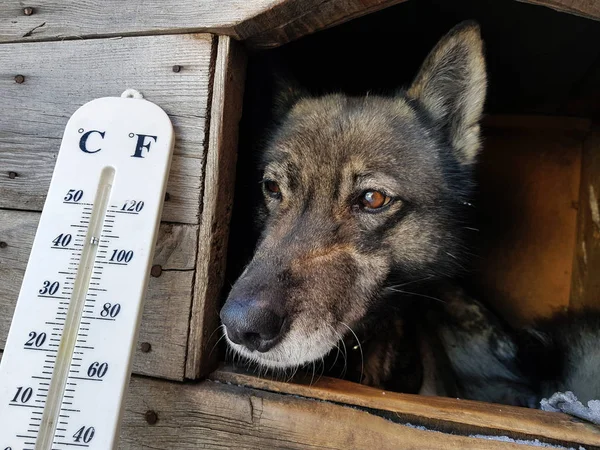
[571, 125, 600, 310]
[121, 376, 536, 449]
[0, 209, 197, 380]
[239, 0, 409, 48]
[0, 0, 273, 41]
[475, 126, 583, 324]
[0, 1, 598, 48]
[517, 0, 600, 22]
[0, 33, 213, 224]
[186, 36, 246, 379]
[211, 367, 600, 448]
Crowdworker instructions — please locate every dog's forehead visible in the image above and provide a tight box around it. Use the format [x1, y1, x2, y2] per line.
[264, 94, 445, 190]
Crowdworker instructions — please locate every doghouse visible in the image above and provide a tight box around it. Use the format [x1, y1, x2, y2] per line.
[1, 0, 600, 448]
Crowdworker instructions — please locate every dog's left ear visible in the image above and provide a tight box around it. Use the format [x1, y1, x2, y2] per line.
[407, 21, 487, 165]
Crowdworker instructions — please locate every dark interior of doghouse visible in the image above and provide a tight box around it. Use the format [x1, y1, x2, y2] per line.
[222, 0, 600, 382]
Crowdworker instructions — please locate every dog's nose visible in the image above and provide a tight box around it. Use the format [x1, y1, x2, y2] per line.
[220, 299, 285, 352]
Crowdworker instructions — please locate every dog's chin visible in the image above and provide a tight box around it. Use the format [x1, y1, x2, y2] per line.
[223, 326, 339, 370]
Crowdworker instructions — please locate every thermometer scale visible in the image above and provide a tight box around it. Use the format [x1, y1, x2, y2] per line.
[0, 93, 174, 449]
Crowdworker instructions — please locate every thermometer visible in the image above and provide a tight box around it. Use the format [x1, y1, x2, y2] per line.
[0, 92, 174, 449]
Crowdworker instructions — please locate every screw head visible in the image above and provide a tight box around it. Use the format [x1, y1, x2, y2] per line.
[150, 265, 162, 277]
[144, 410, 158, 425]
[14, 75, 25, 84]
[0, 242, 7, 249]
[172, 65, 182, 73]
[140, 342, 152, 353]
[23, 7, 34, 15]
[8, 171, 18, 179]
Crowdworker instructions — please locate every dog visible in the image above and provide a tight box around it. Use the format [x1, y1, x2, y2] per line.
[220, 21, 600, 411]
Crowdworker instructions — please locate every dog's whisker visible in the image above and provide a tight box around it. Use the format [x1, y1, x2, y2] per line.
[208, 333, 227, 359]
[341, 322, 363, 384]
[385, 276, 434, 290]
[386, 288, 447, 304]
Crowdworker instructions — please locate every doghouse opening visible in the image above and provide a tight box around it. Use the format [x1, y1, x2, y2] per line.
[222, 0, 600, 397]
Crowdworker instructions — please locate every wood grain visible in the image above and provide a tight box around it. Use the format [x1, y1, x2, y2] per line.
[0, 0, 278, 42]
[211, 367, 600, 448]
[517, 0, 600, 22]
[121, 376, 535, 449]
[570, 125, 600, 309]
[0, 33, 213, 224]
[0, 352, 574, 450]
[474, 126, 583, 324]
[0, 209, 197, 380]
[186, 36, 247, 379]
[1, 1, 598, 49]
[238, 0, 409, 48]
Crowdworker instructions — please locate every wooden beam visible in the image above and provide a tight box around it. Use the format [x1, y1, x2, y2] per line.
[0, 33, 213, 224]
[0, 209, 197, 380]
[121, 376, 540, 449]
[186, 36, 247, 379]
[211, 366, 600, 448]
[0, 1, 598, 49]
[0, 0, 278, 42]
[571, 125, 600, 309]
[238, 0, 409, 48]
[516, 0, 600, 22]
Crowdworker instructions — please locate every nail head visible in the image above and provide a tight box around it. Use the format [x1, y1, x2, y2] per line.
[172, 65, 182, 73]
[14, 75, 25, 84]
[8, 171, 18, 179]
[23, 7, 34, 15]
[144, 410, 158, 425]
[0, 242, 7, 249]
[140, 342, 152, 353]
[150, 265, 162, 277]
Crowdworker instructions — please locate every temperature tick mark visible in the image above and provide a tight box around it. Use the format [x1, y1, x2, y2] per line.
[69, 376, 102, 382]
[23, 347, 57, 353]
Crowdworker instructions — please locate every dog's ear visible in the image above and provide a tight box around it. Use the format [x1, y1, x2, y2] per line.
[407, 21, 487, 165]
[272, 74, 309, 122]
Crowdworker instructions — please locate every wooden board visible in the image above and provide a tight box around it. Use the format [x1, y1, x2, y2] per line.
[0, 209, 197, 380]
[211, 367, 600, 448]
[186, 36, 247, 379]
[0, 350, 591, 448]
[473, 124, 584, 324]
[0, 33, 213, 224]
[517, 0, 600, 22]
[571, 126, 600, 309]
[121, 376, 545, 449]
[1, 1, 597, 49]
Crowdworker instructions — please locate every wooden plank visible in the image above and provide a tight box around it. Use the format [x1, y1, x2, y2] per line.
[474, 126, 583, 324]
[0, 33, 213, 224]
[211, 367, 600, 448]
[240, 0, 409, 48]
[0, 0, 281, 42]
[571, 126, 600, 309]
[1, 1, 598, 49]
[121, 376, 533, 449]
[0, 352, 569, 449]
[186, 36, 246, 379]
[0, 209, 197, 380]
[517, 0, 600, 22]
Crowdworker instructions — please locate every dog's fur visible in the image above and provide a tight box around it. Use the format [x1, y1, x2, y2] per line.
[220, 21, 600, 408]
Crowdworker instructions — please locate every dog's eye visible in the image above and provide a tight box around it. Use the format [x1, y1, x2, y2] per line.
[359, 190, 392, 210]
[263, 180, 282, 200]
